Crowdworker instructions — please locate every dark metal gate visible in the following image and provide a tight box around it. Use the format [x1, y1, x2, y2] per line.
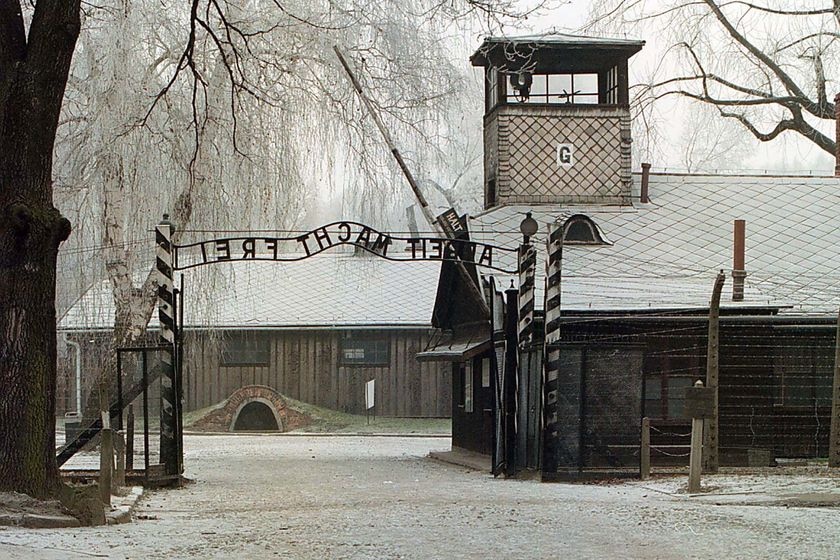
[544, 344, 644, 479]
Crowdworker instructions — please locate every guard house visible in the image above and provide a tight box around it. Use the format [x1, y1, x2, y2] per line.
[427, 34, 840, 478]
[474, 34, 641, 207]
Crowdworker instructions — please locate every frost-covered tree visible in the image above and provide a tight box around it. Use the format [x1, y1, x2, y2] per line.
[1, 0, 551, 499]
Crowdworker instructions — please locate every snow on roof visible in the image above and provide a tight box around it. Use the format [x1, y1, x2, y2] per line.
[60, 254, 441, 331]
[478, 33, 645, 48]
[470, 173, 840, 315]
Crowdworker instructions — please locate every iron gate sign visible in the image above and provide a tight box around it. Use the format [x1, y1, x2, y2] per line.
[172, 221, 517, 273]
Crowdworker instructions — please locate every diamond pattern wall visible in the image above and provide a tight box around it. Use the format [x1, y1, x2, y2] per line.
[484, 105, 633, 206]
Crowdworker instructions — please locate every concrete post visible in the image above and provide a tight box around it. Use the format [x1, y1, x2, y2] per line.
[688, 381, 705, 494]
[704, 271, 725, 472]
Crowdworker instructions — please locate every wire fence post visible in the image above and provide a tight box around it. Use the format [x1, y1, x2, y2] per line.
[704, 271, 725, 473]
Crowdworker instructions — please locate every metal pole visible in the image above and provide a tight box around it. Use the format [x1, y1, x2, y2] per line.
[704, 271, 725, 473]
[126, 404, 134, 472]
[333, 46, 490, 317]
[142, 352, 149, 483]
[829, 308, 840, 467]
[116, 352, 123, 432]
[504, 284, 519, 477]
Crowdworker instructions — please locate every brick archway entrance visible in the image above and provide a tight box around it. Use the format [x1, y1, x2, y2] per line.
[191, 385, 310, 433]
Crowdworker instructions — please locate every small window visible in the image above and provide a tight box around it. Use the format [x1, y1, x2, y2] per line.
[341, 337, 390, 366]
[644, 375, 696, 419]
[564, 220, 596, 243]
[486, 67, 499, 112]
[464, 362, 474, 413]
[775, 338, 833, 407]
[562, 216, 607, 245]
[221, 333, 270, 367]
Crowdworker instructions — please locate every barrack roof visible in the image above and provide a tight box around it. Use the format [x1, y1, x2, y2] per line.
[469, 172, 840, 315]
[60, 254, 441, 331]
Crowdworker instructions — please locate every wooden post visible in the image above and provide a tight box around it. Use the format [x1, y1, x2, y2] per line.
[114, 431, 126, 489]
[640, 417, 650, 481]
[704, 271, 725, 473]
[829, 308, 840, 467]
[688, 381, 705, 493]
[99, 411, 112, 506]
[126, 404, 134, 472]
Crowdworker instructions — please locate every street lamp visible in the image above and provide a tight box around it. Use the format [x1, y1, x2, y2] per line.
[519, 211, 538, 243]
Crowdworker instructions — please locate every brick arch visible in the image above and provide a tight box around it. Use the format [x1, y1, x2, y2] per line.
[190, 385, 310, 433]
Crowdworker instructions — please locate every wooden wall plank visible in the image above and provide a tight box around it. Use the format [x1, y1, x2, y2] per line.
[406, 334, 421, 416]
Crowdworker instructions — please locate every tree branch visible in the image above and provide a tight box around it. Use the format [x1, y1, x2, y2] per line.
[718, 105, 835, 155]
[702, 0, 832, 119]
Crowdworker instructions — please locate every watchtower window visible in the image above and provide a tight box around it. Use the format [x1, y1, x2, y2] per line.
[506, 72, 598, 105]
[486, 67, 500, 112]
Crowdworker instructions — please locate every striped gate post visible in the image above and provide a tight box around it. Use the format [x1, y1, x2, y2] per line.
[155, 215, 179, 475]
[542, 220, 565, 476]
[518, 243, 537, 348]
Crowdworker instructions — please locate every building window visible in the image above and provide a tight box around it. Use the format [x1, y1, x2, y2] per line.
[775, 338, 833, 407]
[643, 337, 705, 420]
[486, 67, 499, 112]
[562, 215, 609, 245]
[481, 357, 491, 388]
[341, 337, 390, 366]
[506, 72, 599, 105]
[644, 375, 696, 419]
[464, 362, 474, 413]
[564, 219, 597, 243]
[221, 333, 270, 367]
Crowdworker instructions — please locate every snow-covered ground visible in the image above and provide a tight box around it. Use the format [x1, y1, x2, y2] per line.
[2, 434, 839, 559]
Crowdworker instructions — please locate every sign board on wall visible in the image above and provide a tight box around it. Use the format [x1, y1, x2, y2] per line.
[365, 379, 375, 410]
[557, 143, 574, 168]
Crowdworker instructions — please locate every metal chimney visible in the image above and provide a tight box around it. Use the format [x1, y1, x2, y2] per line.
[732, 219, 746, 301]
[640, 163, 651, 203]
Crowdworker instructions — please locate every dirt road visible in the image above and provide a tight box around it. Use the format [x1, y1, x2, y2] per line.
[0, 435, 837, 559]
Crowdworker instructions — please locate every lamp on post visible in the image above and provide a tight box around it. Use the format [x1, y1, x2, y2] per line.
[519, 211, 538, 244]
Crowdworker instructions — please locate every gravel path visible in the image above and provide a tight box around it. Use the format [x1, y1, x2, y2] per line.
[0, 435, 837, 559]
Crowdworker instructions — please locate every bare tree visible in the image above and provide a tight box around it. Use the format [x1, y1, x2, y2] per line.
[587, 0, 839, 158]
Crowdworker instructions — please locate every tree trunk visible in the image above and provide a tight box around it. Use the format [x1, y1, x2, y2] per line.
[0, 1, 81, 498]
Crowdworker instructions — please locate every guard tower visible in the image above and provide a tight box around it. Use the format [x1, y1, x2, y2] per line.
[471, 34, 644, 209]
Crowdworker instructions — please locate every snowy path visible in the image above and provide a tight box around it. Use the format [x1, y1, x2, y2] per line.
[1, 434, 838, 559]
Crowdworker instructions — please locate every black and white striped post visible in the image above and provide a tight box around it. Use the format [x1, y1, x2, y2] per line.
[541, 217, 568, 477]
[155, 214, 179, 476]
[542, 215, 588, 478]
[518, 213, 538, 349]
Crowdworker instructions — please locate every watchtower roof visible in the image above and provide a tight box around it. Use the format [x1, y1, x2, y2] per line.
[470, 33, 645, 70]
